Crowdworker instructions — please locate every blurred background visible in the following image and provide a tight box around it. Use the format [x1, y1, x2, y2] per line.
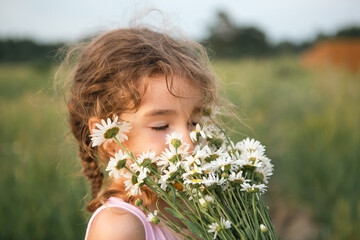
[1, 0, 359, 239]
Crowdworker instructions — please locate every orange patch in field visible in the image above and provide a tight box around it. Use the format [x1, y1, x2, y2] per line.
[301, 38, 360, 73]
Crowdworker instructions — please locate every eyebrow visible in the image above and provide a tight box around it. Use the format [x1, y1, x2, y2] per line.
[144, 109, 177, 118]
[143, 106, 203, 118]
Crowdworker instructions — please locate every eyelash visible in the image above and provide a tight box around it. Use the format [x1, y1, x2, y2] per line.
[151, 125, 169, 131]
[151, 122, 198, 131]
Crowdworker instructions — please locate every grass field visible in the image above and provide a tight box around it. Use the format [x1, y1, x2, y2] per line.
[0, 58, 359, 239]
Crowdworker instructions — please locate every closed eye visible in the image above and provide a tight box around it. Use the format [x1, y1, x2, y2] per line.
[151, 125, 169, 131]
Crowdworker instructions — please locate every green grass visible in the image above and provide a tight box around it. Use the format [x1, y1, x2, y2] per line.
[0, 64, 89, 239]
[214, 57, 360, 239]
[0, 58, 359, 239]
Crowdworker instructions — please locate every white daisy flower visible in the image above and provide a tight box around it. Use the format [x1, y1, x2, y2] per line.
[190, 123, 212, 142]
[124, 167, 149, 196]
[208, 222, 220, 239]
[205, 195, 215, 203]
[123, 172, 133, 191]
[182, 166, 203, 178]
[129, 183, 142, 196]
[158, 175, 170, 191]
[146, 210, 160, 224]
[137, 166, 150, 182]
[90, 116, 131, 147]
[183, 178, 204, 185]
[208, 218, 231, 239]
[208, 154, 236, 172]
[158, 162, 180, 190]
[165, 132, 183, 148]
[105, 150, 129, 179]
[236, 150, 263, 170]
[158, 145, 185, 168]
[199, 195, 214, 207]
[228, 171, 248, 184]
[202, 172, 226, 187]
[257, 156, 274, 183]
[183, 154, 201, 168]
[240, 182, 267, 194]
[136, 150, 157, 165]
[236, 138, 265, 156]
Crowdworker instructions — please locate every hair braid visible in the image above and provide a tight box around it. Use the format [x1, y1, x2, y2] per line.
[79, 145, 104, 201]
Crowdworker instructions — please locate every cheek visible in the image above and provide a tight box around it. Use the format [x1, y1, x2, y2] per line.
[125, 130, 168, 156]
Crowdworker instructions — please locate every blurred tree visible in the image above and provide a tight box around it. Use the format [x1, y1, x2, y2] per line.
[272, 41, 312, 56]
[0, 39, 62, 62]
[335, 26, 360, 38]
[203, 11, 360, 59]
[203, 10, 270, 58]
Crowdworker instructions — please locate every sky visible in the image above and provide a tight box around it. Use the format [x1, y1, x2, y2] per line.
[1, 0, 360, 44]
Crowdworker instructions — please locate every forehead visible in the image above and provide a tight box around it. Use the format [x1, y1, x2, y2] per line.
[138, 75, 203, 113]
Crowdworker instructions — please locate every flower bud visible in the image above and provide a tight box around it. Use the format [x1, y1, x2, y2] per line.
[151, 217, 160, 224]
[171, 139, 182, 149]
[168, 189, 174, 199]
[260, 224, 268, 233]
[221, 172, 228, 178]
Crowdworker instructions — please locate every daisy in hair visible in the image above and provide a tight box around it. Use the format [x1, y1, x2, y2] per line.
[90, 116, 131, 147]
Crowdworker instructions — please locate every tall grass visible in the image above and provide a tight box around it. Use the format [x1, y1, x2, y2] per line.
[0, 64, 90, 239]
[0, 58, 359, 239]
[214, 57, 360, 239]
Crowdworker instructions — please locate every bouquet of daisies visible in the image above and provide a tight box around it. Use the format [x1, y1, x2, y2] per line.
[91, 116, 277, 240]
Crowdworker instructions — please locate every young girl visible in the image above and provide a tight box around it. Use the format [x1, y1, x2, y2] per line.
[61, 27, 220, 240]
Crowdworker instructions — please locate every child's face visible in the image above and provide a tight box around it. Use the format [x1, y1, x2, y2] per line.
[113, 75, 202, 157]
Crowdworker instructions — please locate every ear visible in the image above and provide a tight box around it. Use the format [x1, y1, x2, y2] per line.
[88, 116, 100, 135]
[88, 116, 119, 155]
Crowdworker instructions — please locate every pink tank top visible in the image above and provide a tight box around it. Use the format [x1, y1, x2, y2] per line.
[84, 197, 180, 240]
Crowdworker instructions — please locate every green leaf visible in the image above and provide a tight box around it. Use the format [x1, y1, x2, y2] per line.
[183, 218, 205, 239]
[164, 207, 185, 220]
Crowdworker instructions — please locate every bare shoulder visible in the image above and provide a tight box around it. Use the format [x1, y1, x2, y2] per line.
[87, 207, 146, 240]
